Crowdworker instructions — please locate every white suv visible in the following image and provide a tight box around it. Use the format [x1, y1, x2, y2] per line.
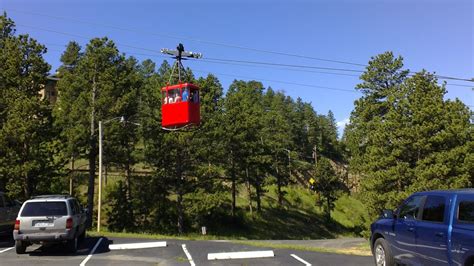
[13, 195, 87, 254]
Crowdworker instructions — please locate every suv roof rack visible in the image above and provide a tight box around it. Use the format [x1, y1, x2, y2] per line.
[31, 194, 72, 199]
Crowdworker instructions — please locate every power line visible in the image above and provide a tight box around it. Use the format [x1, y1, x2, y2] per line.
[16, 22, 474, 84]
[8, 9, 474, 83]
[15, 24, 370, 76]
[41, 41, 474, 92]
[196, 59, 361, 77]
[201, 58, 365, 73]
[42, 45, 359, 93]
[443, 83, 473, 88]
[42, 47, 474, 102]
[433, 75, 474, 83]
[43, 42, 363, 78]
[193, 69, 359, 93]
[5, 8, 368, 67]
[17, 24, 165, 56]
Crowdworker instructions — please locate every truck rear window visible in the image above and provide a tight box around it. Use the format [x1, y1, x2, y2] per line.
[21, 202, 68, 217]
[459, 201, 474, 223]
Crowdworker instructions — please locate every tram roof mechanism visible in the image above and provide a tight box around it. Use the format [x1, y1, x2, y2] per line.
[160, 43, 203, 60]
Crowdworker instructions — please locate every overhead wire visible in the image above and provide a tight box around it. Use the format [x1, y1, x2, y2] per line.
[5, 8, 368, 67]
[9, 8, 474, 83]
[42, 44, 359, 94]
[39, 41, 474, 94]
[14, 23, 474, 96]
[19, 21, 474, 86]
[201, 57, 365, 73]
[6, 7, 474, 84]
[42, 42, 362, 78]
[193, 69, 358, 93]
[16, 24, 165, 56]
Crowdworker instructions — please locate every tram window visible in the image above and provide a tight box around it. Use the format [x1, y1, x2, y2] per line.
[190, 90, 199, 103]
[168, 89, 180, 103]
[162, 91, 168, 104]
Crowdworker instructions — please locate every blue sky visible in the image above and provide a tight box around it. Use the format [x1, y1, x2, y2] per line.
[2, 0, 473, 136]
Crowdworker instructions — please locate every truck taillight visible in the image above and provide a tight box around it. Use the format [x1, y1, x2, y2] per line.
[14, 220, 20, 230]
[66, 218, 73, 229]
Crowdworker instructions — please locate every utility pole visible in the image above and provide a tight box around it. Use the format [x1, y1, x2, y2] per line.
[312, 145, 321, 210]
[97, 120, 103, 232]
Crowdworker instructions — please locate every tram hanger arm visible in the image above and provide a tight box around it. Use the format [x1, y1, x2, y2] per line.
[160, 48, 203, 59]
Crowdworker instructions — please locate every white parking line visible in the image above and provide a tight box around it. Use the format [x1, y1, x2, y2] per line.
[181, 244, 196, 266]
[0, 247, 14, 253]
[80, 237, 103, 266]
[109, 241, 167, 250]
[291, 254, 312, 266]
[207, 250, 274, 260]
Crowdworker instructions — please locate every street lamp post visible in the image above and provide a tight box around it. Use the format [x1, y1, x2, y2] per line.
[97, 116, 124, 232]
[97, 116, 140, 233]
[98, 120, 103, 233]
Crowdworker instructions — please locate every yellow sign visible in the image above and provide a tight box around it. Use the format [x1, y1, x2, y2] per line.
[309, 178, 315, 185]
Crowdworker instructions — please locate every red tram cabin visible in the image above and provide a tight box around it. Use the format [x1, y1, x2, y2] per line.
[161, 83, 200, 128]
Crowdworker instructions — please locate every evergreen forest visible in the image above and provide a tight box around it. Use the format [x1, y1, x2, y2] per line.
[1, 13, 472, 238]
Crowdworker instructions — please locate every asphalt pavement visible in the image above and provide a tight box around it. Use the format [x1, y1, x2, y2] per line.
[0, 235, 373, 266]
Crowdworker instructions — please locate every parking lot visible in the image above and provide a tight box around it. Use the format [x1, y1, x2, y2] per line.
[0, 235, 373, 266]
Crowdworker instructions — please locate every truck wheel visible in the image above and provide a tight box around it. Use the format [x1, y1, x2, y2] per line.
[374, 238, 395, 266]
[15, 240, 26, 254]
[465, 257, 474, 266]
[67, 236, 78, 253]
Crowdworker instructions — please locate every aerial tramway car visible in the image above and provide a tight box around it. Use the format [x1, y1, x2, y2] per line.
[160, 44, 202, 130]
[161, 83, 200, 128]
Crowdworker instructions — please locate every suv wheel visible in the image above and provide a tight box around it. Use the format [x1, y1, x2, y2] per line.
[374, 238, 395, 266]
[67, 236, 78, 253]
[15, 240, 26, 254]
[78, 230, 86, 243]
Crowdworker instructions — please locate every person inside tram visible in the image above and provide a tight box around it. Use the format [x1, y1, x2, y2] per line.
[190, 90, 199, 103]
[193, 91, 199, 103]
[182, 87, 189, 102]
[168, 89, 179, 103]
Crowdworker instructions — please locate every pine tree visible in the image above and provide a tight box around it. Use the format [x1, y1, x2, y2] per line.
[0, 13, 58, 199]
[261, 89, 293, 207]
[223, 80, 265, 215]
[54, 37, 131, 227]
[346, 52, 472, 218]
[314, 157, 343, 220]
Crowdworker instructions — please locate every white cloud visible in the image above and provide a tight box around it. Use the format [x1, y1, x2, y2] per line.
[336, 118, 350, 129]
[336, 118, 350, 138]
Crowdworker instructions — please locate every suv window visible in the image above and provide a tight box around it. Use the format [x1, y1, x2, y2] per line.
[21, 202, 68, 217]
[458, 201, 474, 223]
[422, 195, 446, 223]
[73, 200, 82, 214]
[69, 200, 77, 215]
[399, 196, 423, 220]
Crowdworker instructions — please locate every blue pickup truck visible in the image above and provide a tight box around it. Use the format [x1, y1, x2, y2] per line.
[370, 189, 474, 266]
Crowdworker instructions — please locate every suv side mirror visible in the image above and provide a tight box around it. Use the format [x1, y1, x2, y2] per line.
[382, 209, 394, 219]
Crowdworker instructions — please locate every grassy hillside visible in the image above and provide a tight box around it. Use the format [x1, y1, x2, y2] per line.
[75, 174, 369, 239]
[205, 185, 369, 239]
